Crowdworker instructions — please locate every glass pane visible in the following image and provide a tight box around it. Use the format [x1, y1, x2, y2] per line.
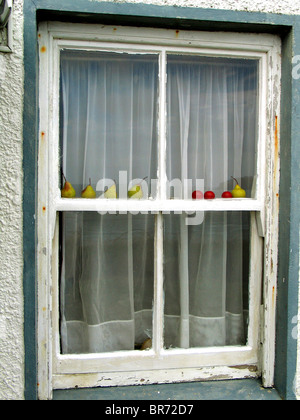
[166, 55, 258, 199]
[163, 212, 250, 349]
[60, 50, 158, 199]
[60, 213, 155, 354]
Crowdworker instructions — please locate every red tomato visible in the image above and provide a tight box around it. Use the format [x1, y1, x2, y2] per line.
[204, 191, 215, 199]
[192, 190, 204, 199]
[222, 191, 233, 198]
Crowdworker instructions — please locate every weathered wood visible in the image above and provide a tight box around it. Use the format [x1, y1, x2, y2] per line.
[37, 21, 281, 398]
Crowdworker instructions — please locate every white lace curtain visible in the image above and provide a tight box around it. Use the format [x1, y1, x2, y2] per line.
[60, 50, 257, 354]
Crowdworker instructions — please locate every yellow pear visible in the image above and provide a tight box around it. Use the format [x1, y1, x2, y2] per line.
[81, 179, 96, 199]
[128, 177, 147, 199]
[231, 177, 246, 198]
[128, 184, 142, 199]
[104, 181, 117, 199]
[140, 338, 152, 351]
[61, 175, 76, 198]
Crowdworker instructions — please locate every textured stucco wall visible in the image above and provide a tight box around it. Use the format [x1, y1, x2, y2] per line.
[92, 0, 300, 15]
[0, 0, 24, 400]
[0, 0, 300, 400]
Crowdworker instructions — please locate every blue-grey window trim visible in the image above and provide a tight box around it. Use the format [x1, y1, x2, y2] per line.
[23, 0, 300, 400]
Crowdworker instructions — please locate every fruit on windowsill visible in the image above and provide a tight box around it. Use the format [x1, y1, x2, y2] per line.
[81, 178, 96, 198]
[61, 173, 76, 198]
[231, 177, 246, 198]
[192, 190, 204, 199]
[204, 191, 215, 199]
[222, 191, 233, 198]
[128, 176, 148, 199]
[104, 181, 117, 199]
[140, 338, 152, 350]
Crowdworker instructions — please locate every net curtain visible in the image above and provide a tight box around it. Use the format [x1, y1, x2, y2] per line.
[59, 51, 257, 354]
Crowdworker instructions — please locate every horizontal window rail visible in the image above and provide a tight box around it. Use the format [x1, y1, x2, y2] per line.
[54, 198, 263, 213]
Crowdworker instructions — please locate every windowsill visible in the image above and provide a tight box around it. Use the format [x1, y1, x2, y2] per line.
[52, 379, 282, 400]
[56, 197, 262, 212]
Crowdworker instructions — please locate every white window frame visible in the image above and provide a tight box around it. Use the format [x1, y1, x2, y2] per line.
[37, 22, 281, 400]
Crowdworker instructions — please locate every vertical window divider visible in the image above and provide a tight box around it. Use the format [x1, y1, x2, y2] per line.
[158, 49, 167, 202]
[153, 49, 167, 354]
[153, 212, 164, 355]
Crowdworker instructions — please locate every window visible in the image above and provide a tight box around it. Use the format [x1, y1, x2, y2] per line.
[38, 22, 281, 395]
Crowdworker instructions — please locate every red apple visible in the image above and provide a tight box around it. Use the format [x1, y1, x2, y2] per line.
[204, 191, 215, 199]
[222, 191, 233, 198]
[192, 190, 204, 199]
